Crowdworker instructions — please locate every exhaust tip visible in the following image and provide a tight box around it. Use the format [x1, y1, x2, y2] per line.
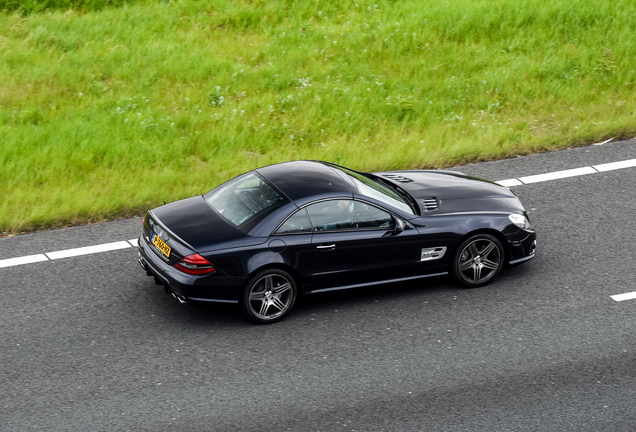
[138, 255, 153, 276]
[171, 292, 188, 304]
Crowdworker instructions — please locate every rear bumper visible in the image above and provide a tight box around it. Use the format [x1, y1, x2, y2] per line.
[137, 235, 242, 304]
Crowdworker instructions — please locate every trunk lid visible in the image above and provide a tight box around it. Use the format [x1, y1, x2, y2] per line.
[150, 196, 252, 251]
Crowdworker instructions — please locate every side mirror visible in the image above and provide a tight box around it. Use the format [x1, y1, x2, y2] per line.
[394, 217, 406, 235]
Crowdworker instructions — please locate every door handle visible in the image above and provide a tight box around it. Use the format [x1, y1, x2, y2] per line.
[316, 244, 336, 250]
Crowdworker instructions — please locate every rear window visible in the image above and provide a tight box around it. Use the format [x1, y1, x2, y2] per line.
[205, 173, 289, 229]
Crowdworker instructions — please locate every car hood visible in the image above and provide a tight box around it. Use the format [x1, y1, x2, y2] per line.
[151, 196, 260, 251]
[375, 170, 525, 214]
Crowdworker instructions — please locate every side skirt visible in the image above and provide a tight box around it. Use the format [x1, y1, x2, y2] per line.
[309, 272, 448, 295]
[188, 298, 239, 304]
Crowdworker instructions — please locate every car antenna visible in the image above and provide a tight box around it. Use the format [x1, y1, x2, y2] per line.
[163, 200, 167, 205]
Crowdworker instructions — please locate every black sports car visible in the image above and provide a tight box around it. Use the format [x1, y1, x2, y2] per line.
[137, 160, 536, 323]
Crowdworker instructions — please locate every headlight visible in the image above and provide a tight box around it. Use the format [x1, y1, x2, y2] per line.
[509, 213, 533, 230]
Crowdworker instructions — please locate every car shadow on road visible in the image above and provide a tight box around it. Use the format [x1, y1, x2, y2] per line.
[135, 264, 534, 328]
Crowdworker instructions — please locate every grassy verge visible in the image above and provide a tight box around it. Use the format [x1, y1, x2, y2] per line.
[1, 0, 635, 234]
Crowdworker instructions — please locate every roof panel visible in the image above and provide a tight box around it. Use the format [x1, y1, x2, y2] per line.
[256, 161, 355, 202]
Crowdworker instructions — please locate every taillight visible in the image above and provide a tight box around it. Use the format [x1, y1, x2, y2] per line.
[143, 214, 149, 242]
[174, 254, 215, 275]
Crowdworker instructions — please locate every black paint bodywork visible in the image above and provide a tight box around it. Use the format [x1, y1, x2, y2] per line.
[137, 161, 536, 304]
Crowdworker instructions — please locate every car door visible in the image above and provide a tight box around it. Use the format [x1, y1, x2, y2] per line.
[270, 207, 318, 288]
[306, 199, 422, 291]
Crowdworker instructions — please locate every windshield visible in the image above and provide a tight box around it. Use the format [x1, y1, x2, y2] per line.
[336, 167, 414, 214]
[205, 173, 289, 229]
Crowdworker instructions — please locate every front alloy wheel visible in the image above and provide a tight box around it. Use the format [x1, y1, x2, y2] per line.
[242, 269, 297, 324]
[452, 234, 504, 288]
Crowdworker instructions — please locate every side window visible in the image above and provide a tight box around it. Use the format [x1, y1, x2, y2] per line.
[276, 208, 313, 234]
[306, 200, 394, 231]
[351, 201, 394, 229]
[306, 200, 352, 231]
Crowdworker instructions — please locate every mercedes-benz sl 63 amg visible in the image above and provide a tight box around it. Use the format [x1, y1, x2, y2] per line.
[137, 161, 536, 323]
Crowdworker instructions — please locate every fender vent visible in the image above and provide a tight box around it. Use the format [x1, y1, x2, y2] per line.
[382, 174, 414, 183]
[421, 197, 439, 211]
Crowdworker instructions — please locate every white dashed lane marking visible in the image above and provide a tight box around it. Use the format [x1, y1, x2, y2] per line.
[495, 157, 636, 186]
[611, 292, 636, 302]
[517, 166, 598, 184]
[45, 240, 133, 260]
[0, 254, 49, 268]
[0, 239, 139, 268]
[594, 159, 636, 172]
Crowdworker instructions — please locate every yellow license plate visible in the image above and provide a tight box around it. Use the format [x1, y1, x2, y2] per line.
[152, 233, 171, 258]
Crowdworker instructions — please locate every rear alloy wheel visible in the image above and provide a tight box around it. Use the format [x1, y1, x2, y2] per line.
[452, 234, 504, 288]
[242, 269, 297, 324]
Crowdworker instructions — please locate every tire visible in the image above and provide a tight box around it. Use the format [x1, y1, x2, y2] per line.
[452, 234, 504, 288]
[241, 269, 297, 324]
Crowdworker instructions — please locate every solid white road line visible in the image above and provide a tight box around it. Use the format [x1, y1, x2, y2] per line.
[593, 137, 615, 146]
[611, 292, 636, 302]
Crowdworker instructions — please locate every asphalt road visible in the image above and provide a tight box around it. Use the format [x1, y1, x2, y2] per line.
[2, 139, 636, 432]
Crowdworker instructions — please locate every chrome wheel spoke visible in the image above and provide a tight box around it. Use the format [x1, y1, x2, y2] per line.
[459, 259, 474, 272]
[264, 275, 274, 291]
[482, 258, 499, 271]
[473, 264, 482, 281]
[250, 289, 266, 301]
[270, 296, 287, 312]
[480, 242, 496, 257]
[258, 299, 271, 317]
[272, 282, 291, 296]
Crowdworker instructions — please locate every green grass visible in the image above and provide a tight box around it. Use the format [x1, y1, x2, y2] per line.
[1, 0, 635, 234]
